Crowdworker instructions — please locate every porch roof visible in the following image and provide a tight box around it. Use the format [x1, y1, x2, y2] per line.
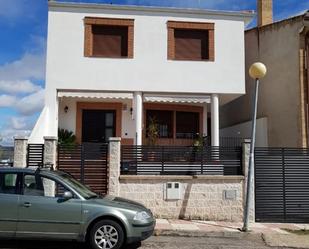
[143, 94, 210, 104]
[57, 91, 133, 99]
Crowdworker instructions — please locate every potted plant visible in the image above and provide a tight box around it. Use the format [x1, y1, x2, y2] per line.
[146, 117, 159, 161]
[58, 129, 76, 146]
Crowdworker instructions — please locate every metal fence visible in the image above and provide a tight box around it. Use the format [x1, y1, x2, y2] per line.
[27, 144, 44, 168]
[0, 146, 14, 167]
[255, 147, 309, 223]
[58, 143, 109, 195]
[121, 146, 242, 176]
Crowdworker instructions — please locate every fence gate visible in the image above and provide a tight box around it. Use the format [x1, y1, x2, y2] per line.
[58, 143, 108, 195]
[255, 148, 309, 223]
[27, 144, 44, 167]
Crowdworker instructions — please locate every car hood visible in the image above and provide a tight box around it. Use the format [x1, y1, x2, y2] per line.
[88, 195, 148, 211]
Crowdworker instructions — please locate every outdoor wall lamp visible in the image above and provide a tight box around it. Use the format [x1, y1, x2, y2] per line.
[64, 106, 69, 113]
[242, 62, 267, 232]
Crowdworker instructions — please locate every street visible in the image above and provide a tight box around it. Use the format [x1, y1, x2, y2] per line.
[0, 235, 297, 249]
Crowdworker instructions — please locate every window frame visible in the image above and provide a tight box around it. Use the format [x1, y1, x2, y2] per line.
[167, 21, 215, 61]
[21, 173, 80, 200]
[84, 17, 134, 58]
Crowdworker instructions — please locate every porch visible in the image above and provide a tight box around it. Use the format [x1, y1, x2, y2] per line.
[57, 91, 221, 147]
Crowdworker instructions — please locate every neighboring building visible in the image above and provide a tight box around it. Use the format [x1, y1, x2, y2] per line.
[221, 0, 309, 147]
[29, 1, 252, 146]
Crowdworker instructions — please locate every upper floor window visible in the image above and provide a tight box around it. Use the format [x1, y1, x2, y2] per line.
[84, 17, 134, 58]
[167, 21, 215, 61]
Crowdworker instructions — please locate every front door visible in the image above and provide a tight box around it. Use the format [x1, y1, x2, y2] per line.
[82, 110, 116, 143]
[17, 173, 82, 240]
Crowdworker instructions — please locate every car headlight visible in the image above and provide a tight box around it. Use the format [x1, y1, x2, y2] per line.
[133, 211, 151, 222]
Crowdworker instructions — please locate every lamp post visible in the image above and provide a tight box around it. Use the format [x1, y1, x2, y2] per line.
[242, 62, 267, 232]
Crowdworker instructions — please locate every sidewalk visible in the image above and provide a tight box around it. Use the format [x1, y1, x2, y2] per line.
[154, 219, 309, 248]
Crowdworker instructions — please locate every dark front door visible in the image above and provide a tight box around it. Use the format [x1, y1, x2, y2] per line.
[82, 110, 116, 143]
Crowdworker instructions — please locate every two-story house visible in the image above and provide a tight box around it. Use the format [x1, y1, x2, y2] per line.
[29, 1, 253, 146]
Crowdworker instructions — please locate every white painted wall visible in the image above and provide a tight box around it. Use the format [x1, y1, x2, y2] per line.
[220, 117, 268, 147]
[58, 98, 135, 140]
[35, 3, 251, 140]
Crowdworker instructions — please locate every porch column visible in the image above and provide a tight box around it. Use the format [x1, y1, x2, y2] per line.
[211, 94, 219, 146]
[134, 92, 143, 145]
[203, 104, 208, 136]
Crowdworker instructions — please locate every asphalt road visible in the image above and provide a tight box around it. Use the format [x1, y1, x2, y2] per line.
[0, 235, 297, 249]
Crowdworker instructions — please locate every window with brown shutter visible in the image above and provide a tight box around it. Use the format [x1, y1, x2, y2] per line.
[84, 17, 134, 58]
[167, 21, 214, 61]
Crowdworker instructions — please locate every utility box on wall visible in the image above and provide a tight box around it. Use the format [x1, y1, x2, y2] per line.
[165, 182, 182, 200]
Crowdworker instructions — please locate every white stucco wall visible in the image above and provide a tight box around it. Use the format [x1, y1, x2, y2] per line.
[35, 3, 252, 139]
[58, 98, 136, 140]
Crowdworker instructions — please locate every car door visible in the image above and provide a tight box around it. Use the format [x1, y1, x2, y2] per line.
[17, 173, 82, 240]
[0, 172, 21, 238]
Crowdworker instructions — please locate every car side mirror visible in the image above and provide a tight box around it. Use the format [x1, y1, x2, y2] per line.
[63, 191, 73, 200]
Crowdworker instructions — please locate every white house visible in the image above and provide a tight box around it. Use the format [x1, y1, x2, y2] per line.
[29, 1, 253, 146]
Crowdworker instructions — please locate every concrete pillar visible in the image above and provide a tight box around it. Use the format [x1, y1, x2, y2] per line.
[203, 104, 208, 136]
[242, 139, 255, 222]
[134, 92, 143, 145]
[211, 94, 219, 146]
[108, 137, 121, 196]
[13, 136, 28, 168]
[43, 136, 58, 169]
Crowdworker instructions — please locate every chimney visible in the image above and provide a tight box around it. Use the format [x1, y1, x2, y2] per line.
[257, 0, 273, 27]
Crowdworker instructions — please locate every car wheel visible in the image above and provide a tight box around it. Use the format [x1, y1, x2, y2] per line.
[89, 219, 125, 249]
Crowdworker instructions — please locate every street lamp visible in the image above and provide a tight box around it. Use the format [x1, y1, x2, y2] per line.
[242, 62, 267, 232]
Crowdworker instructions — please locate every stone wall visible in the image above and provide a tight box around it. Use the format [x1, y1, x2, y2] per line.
[119, 175, 244, 221]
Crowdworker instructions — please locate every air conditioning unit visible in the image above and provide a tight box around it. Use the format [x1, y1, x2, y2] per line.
[165, 182, 182, 200]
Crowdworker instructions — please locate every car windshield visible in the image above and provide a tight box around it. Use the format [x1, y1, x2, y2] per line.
[57, 172, 98, 199]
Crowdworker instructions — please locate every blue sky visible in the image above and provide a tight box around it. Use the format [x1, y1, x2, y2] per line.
[0, 0, 308, 145]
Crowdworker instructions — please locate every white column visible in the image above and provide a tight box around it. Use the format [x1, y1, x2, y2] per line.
[134, 92, 143, 145]
[211, 94, 219, 146]
[203, 104, 208, 136]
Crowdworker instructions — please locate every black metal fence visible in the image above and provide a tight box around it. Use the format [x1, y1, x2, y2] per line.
[204, 136, 246, 147]
[121, 146, 242, 176]
[26, 144, 44, 168]
[58, 143, 109, 195]
[255, 147, 309, 223]
[0, 146, 14, 167]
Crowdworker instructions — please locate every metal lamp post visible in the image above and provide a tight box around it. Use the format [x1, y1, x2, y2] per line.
[242, 62, 267, 232]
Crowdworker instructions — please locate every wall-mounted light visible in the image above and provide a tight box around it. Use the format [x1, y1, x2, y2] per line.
[130, 107, 133, 115]
[64, 106, 69, 113]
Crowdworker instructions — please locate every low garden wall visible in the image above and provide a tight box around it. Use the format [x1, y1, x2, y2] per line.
[119, 175, 244, 221]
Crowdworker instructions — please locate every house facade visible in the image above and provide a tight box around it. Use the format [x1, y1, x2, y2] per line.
[29, 1, 253, 146]
[221, 1, 309, 147]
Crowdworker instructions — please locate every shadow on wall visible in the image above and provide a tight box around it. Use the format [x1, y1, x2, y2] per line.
[178, 182, 193, 219]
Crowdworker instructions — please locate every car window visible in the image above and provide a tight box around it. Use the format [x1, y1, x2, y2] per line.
[23, 174, 72, 198]
[0, 173, 18, 195]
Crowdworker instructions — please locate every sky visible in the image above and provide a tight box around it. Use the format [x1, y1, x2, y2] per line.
[0, 0, 308, 146]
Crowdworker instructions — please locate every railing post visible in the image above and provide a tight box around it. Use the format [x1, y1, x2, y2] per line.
[13, 136, 28, 168]
[81, 144, 85, 184]
[161, 146, 164, 174]
[108, 137, 121, 196]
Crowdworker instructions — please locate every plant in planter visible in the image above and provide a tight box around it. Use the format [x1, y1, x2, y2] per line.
[146, 117, 159, 146]
[146, 117, 159, 162]
[58, 128, 76, 146]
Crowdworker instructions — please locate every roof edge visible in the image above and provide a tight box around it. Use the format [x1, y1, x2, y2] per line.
[49, 1, 255, 20]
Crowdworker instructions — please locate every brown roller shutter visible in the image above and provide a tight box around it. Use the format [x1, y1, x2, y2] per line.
[174, 29, 209, 60]
[92, 25, 128, 57]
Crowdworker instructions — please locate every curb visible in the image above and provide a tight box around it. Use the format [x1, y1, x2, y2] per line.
[154, 229, 262, 239]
